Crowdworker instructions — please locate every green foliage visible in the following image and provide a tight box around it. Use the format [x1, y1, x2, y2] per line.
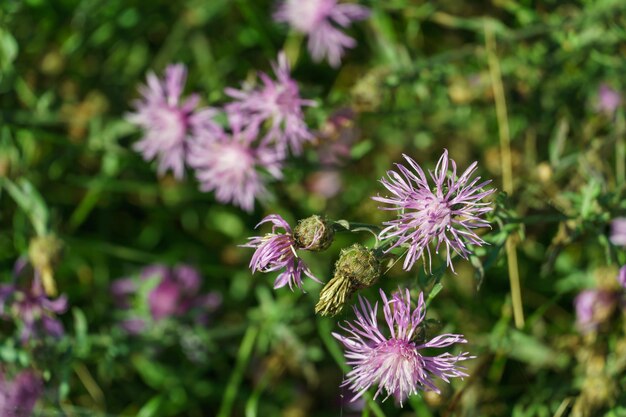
[2, 0, 626, 416]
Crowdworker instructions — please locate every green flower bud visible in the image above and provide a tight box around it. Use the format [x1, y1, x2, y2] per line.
[315, 244, 381, 317]
[293, 215, 334, 252]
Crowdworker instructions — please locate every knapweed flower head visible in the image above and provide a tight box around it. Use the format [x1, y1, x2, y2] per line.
[0, 262, 68, 343]
[317, 107, 360, 167]
[187, 118, 283, 213]
[126, 63, 219, 179]
[373, 150, 495, 272]
[333, 289, 472, 405]
[0, 370, 43, 417]
[595, 83, 622, 115]
[274, 0, 370, 67]
[111, 264, 219, 334]
[242, 214, 322, 290]
[609, 217, 626, 246]
[574, 289, 617, 333]
[225, 53, 315, 156]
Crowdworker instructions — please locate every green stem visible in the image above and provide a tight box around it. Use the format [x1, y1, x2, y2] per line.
[217, 325, 259, 417]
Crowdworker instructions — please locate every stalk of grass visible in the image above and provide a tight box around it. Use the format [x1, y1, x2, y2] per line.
[217, 325, 259, 417]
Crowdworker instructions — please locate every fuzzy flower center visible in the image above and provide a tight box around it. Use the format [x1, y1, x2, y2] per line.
[415, 196, 452, 236]
[214, 142, 255, 179]
[364, 338, 422, 401]
[274, 82, 300, 113]
[154, 106, 188, 144]
[284, 0, 332, 32]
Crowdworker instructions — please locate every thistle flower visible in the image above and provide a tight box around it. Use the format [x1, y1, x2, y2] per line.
[242, 214, 322, 290]
[225, 53, 315, 155]
[574, 289, 617, 333]
[274, 0, 370, 67]
[0, 370, 43, 417]
[609, 217, 626, 246]
[126, 63, 218, 179]
[333, 289, 472, 405]
[111, 264, 214, 331]
[595, 83, 621, 116]
[373, 150, 495, 272]
[187, 120, 283, 213]
[0, 265, 68, 343]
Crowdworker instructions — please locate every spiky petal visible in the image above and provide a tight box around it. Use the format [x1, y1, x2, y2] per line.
[274, 0, 370, 67]
[333, 289, 472, 405]
[242, 214, 321, 290]
[225, 53, 315, 156]
[126, 64, 219, 179]
[373, 150, 495, 272]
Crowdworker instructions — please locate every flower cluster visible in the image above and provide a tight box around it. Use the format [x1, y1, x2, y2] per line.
[333, 289, 471, 405]
[111, 264, 221, 334]
[241, 149, 496, 404]
[128, 54, 315, 212]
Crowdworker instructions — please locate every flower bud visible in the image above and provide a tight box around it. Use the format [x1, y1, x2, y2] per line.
[28, 235, 63, 296]
[293, 215, 334, 252]
[315, 244, 381, 316]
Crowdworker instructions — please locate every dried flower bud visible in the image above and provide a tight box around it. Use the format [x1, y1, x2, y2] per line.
[315, 244, 381, 316]
[28, 235, 63, 296]
[293, 215, 334, 252]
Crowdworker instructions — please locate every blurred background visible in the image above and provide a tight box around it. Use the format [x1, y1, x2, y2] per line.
[2, 0, 626, 416]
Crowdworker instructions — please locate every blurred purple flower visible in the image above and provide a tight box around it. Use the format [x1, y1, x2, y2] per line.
[333, 289, 472, 405]
[225, 53, 315, 156]
[307, 170, 343, 199]
[126, 63, 219, 179]
[111, 264, 217, 332]
[242, 214, 321, 290]
[574, 289, 617, 333]
[609, 217, 626, 246]
[317, 108, 359, 167]
[187, 120, 283, 213]
[619, 266, 626, 289]
[0, 370, 43, 417]
[1, 261, 67, 343]
[274, 0, 370, 67]
[373, 150, 495, 272]
[596, 83, 621, 115]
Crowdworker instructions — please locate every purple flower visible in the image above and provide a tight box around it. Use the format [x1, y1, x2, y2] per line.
[596, 83, 621, 115]
[574, 289, 617, 333]
[618, 266, 626, 289]
[225, 53, 315, 156]
[1, 265, 68, 343]
[610, 217, 626, 246]
[317, 108, 359, 167]
[111, 264, 215, 332]
[333, 289, 472, 405]
[126, 63, 219, 179]
[0, 370, 43, 417]
[242, 214, 321, 290]
[373, 150, 495, 272]
[187, 120, 283, 213]
[274, 0, 370, 67]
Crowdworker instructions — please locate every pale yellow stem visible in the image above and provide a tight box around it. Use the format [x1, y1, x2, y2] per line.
[485, 23, 525, 329]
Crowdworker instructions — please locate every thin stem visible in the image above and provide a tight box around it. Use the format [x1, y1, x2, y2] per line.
[217, 325, 259, 417]
[485, 23, 525, 329]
